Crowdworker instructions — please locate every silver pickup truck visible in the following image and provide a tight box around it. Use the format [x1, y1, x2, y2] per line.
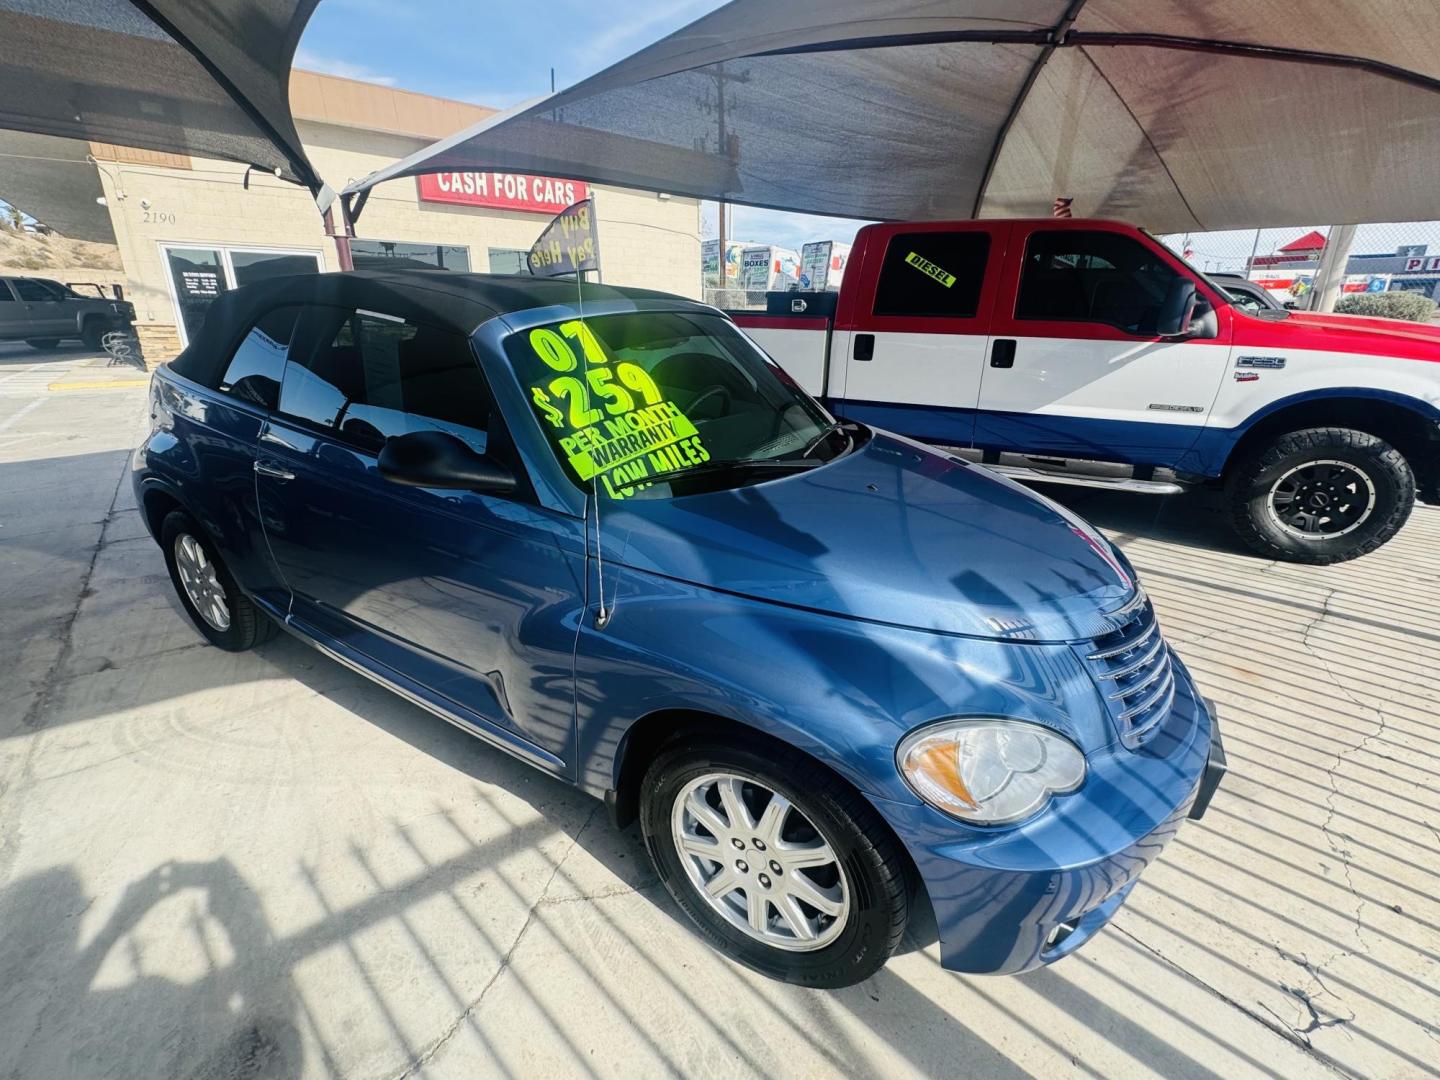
[0, 275, 135, 349]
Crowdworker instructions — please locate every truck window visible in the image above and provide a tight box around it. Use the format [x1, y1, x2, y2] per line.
[1015, 230, 1182, 335]
[11, 279, 56, 302]
[873, 232, 989, 319]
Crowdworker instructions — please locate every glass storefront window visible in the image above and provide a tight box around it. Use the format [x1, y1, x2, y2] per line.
[351, 239, 471, 272]
[488, 248, 529, 275]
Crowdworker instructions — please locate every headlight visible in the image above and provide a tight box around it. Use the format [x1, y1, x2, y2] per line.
[897, 719, 1087, 826]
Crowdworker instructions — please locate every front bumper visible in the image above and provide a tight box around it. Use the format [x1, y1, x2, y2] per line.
[872, 659, 1219, 975]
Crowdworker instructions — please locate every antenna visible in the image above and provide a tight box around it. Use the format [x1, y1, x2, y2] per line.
[575, 212, 611, 629]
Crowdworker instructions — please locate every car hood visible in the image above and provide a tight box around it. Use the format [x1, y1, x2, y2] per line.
[1280, 310, 1440, 352]
[601, 433, 1139, 641]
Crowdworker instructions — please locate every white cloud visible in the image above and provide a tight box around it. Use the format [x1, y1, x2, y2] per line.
[294, 48, 397, 87]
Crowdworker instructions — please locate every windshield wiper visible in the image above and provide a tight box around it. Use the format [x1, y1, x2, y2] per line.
[799, 418, 855, 460]
[639, 457, 822, 490]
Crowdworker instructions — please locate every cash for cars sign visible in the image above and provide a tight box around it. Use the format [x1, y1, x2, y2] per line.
[416, 171, 588, 215]
[527, 199, 599, 278]
[523, 319, 709, 499]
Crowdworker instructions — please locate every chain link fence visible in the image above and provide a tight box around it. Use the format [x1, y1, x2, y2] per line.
[1157, 221, 1440, 314]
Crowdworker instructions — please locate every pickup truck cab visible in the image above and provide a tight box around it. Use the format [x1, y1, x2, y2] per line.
[0, 275, 135, 349]
[739, 219, 1440, 563]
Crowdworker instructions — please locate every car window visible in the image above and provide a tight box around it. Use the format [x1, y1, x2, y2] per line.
[217, 306, 300, 409]
[279, 308, 491, 455]
[1220, 286, 1265, 315]
[505, 311, 839, 500]
[1016, 230, 1183, 335]
[11, 279, 57, 302]
[37, 279, 74, 299]
[0, 281, 15, 302]
[873, 231, 990, 318]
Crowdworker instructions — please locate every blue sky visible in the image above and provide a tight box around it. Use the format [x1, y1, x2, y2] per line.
[295, 0, 866, 251]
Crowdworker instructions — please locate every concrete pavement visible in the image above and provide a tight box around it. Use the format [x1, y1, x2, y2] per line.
[0, 362, 1435, 1078]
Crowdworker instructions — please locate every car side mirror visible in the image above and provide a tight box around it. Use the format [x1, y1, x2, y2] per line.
[1156, 279, 1198, 338]
[377, 430, 516, 494]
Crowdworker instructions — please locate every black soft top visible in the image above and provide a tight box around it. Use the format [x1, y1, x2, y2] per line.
[168, 269, 686, 386]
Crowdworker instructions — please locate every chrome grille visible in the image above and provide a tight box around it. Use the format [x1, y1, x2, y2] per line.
[1081, 603, 1175, 749]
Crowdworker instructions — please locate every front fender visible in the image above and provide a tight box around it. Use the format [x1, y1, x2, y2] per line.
[572, 565, 1111, 804]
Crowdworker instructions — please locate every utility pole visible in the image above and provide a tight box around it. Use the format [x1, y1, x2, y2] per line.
[706, 61, 748, 303]
[1311, 224, 1358, 313]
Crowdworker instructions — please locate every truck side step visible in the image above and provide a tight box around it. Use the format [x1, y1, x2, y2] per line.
[988, 464, 1185, 495]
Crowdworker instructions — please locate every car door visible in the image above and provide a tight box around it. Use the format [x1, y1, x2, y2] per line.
[254, 305, 584, 774]
[0, 279, 26, 338]
[976, 225, 1232, 468]
[9, 278, 68, 336]
[831, 224, 1006, 448]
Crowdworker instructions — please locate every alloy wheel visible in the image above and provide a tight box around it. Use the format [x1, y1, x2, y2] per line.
[1268, 459, 1376, 540]
[174, 533, 231, 631]
[670, 772, 850, 951]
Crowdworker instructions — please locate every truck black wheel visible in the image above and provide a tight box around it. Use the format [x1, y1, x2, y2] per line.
[25, 338, 59, 350]
[1226, 427, 1414, 564]
[80, 319, 107, 349]
[160, 511, 276, 651]
[641, 732, 910, 988]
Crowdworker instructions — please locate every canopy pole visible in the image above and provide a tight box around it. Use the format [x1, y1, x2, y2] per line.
[323, 202, 354, 271]
[1311, 224, 1358, 313]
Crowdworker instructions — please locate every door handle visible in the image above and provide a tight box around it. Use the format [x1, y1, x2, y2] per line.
[853, 333, 875, 362]
[254, 459, 295, 481]
[990, 339, 1017, 368]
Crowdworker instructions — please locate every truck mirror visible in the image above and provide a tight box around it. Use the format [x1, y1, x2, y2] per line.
[1157, 279, 1198, 338]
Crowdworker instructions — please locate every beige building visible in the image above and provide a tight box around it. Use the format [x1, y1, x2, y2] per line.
[53, 71, 702, 364]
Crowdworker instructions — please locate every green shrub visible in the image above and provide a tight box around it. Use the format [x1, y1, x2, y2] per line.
[1335, 291, 1438, 322]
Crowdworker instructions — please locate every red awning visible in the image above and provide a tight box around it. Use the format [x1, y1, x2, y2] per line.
[1279, 230, 1329, 252]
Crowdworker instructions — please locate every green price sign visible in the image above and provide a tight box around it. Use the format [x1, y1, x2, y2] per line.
[525, 321, 710, 498]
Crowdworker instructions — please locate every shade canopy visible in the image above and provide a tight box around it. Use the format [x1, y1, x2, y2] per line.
[344, 0, 1440, 233]
[0, 0, 322, 192]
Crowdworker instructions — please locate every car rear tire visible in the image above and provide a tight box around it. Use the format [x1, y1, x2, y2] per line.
[160, 511, 276, 651]
[1226, 427, 1414, 564]
[640, 732, 910, 987]
[25, 338, 59, 350]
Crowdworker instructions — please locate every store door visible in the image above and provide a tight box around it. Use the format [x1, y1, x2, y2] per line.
[164, 245, 324, 347]
[164, 248, 229, 346]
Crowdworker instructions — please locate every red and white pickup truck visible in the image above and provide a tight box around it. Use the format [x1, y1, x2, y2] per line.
[735, 218, 1440, 563]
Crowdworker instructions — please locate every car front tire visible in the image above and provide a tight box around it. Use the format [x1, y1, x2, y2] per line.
[160, 511, 276, 651]
[640, 732, 910, 987]
[1226, 427, 1414, 564]
[25, 338, 60, 350]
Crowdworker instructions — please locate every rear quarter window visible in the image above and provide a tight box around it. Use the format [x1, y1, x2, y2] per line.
[217, 305, 300, 410]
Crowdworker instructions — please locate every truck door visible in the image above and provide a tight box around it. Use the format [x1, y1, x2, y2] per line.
[832, 224, 1005, 448]
[9, 278, 69, 336]
[975, 224, 1231, 468]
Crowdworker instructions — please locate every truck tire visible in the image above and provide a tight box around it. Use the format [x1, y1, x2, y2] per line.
[25, 338, 60, 350]
[1226, 427, 1414, 564]
[80, 319, 107, 349]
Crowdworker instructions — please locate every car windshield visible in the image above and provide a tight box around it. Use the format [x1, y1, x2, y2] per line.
[504, 310, 848, 500]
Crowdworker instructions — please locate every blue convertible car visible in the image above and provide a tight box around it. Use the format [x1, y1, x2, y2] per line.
[133, 271, 1223, 987]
